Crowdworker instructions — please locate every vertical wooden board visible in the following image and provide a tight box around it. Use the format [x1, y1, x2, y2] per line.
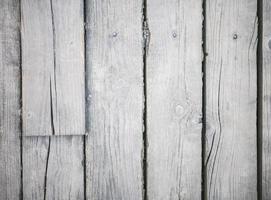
[21, 0, 85, 136]
[0, 0, 21, 199]
[205, 0, 257, 199]
[147, 0, 202, 199]
[23, 136, 84, 200]
[85, 0, 144, 199]
[262, 0, 271, 198]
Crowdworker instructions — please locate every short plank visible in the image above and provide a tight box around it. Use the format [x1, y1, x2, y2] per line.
[85, 0, 144, 199]
[21, 0, 85, 136]
[262, 0, 271, 198]
[205, 0, 257, 199]
[23, 136, 84, 200]
[147, 0, 202, 199]
[0, 0, 21, 199]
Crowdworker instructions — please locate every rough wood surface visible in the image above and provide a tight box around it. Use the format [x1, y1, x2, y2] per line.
[85, 0, 144, 199]
[147, 0, 202, 199]
[205, 0, 257, 199]
[23, 136, 84, 200]
[262, 0, 271, 198]
[21, 0, 85, 136]
[0, 0, 21, 199]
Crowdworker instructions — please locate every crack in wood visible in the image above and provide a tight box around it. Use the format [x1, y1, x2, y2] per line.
[44, 137, 51, 200]
[49, 79, 55, 135]
[49, 0, 57, 135]
[208, 59, 223, 198]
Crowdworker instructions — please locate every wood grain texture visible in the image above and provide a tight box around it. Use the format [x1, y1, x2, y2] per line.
[85, 0, 144, 199]
[0, 0, 21, 199]
[21, 0, 85, 136]
[262, 0, 271, 198]
[147, 0, 202, 199]
[205, 0, 257, 199]
[23, 136, 84, 200]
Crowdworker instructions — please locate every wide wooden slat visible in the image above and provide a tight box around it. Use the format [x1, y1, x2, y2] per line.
[85, 0, 144, 199]
[147, 0, 202, 199]
[262, 0, 271, 198]
[0, 0, 21, 199]
[21, 0, 85, 136]
[205, 0, 257, 199]
[23, 136, 84, 200]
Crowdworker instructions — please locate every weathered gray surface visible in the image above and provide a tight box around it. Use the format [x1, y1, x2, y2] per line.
[205, 0, 257, 199]
[0, 0, 21, 199]
[85, 0, 144, 199]
[21, 0, 85, 136]
[147, 0, 202, 199]
[23, 136, 84, 200]
[263, 0, 271, 198]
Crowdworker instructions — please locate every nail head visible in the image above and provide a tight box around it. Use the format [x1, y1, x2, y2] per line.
[112, 32, 118, 37]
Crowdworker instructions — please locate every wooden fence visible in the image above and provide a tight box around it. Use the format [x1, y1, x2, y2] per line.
[0, 0, 270, 199]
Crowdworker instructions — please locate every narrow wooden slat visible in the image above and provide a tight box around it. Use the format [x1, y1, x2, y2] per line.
[21, 0, 85, 136]
[205, 0, 257, 199]
[146, 0, 202, 199]
[85, 0, 144, 199]
[23, 136, 84, 200]
[262, 0, 271, 198]
[0, 0, 21, 199]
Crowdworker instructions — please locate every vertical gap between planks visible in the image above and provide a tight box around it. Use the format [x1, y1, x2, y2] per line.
[83, 136, 86, 200]
[142, 0, 148, 199]
[19, 0, 23, 199]
[257, 0, 263, 199]
[201, 0, 207, 199]
[83, 0, 87, 199]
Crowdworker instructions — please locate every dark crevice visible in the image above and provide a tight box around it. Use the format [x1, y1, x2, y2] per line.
[201, 0, 207, 199]
[257, 0, 263, 199]
[83, 136, 87, 200]
[50, 0, 57, 74]
[50, 0, 57, 135]
[44, 137, 51, 200]
[83, 0, 88, 199]
[142, 0, 149, 199]
[49, 79, 55, 135]
[19, 0, 23, 199]
[83, 0, 89, 200]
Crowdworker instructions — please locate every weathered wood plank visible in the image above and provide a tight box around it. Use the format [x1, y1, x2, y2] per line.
[21, 0, 85, 136]
[262, 0, 271, 198]
[147, 0, 202, 199]
[0, 0, 21, 199]
[23, 136, 84, 200]
[85, 0, 144, 199]
[205, 0, 257, 199]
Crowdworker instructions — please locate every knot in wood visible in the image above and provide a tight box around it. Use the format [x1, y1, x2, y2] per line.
[175, 105, 184, 115]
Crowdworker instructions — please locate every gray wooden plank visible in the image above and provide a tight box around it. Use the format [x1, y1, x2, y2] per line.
[21, 0, 85, 136]
[85, 0, 144, 199]
[147, 0, 202, 199]
[0, 0, 21, 199]
[23, 136, 84, 200]
[262, 0, 271, 198]
[205, 0, 257, 199]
